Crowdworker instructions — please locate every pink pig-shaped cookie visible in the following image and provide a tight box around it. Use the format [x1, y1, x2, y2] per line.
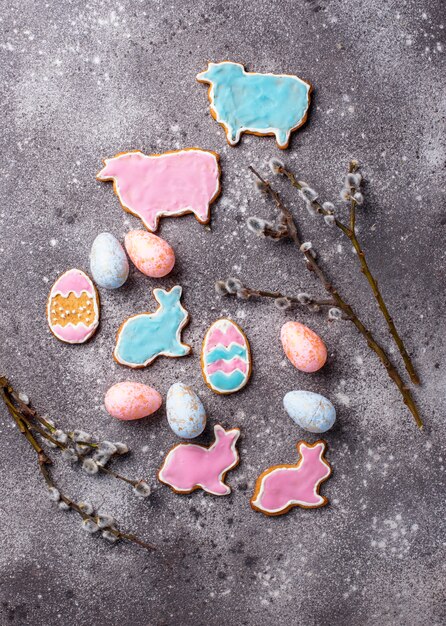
[97, 148, 221, 232]
[158, 425, 240, 496]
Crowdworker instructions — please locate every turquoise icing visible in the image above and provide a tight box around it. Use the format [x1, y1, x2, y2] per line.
[198, 62, 310, 147]
[116, 286, 189, 366]
[205, 344, 247, 364]
[209, 370, 246, 392]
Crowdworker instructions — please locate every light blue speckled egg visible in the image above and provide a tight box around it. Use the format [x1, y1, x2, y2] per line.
[283, 390, 336, 433]
[166, 383, 206, 439]
[90, 233, 129, 289]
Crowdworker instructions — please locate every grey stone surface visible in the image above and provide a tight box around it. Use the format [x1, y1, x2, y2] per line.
[0, 0, 445, 624]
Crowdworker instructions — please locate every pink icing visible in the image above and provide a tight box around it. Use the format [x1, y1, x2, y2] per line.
[158, 425, 240, 495]
[206, 358, 248, 375]
[205, 322, 245, 350]
[51, 323, 96, 343]
[52, 269, 94, 297]
[252, 442, 331, 514]
[97, 150, 220, 232]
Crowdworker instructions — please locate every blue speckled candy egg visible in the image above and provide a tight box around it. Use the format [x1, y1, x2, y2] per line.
[90, 232, 129, 289]
[166, 383, 206, 439]
[283, 390, 336, 433]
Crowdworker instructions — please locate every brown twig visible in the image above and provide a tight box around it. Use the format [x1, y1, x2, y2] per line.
[97, 464, 138, 487]
[0, 377, 156, 550]
[248, 168, 423, 429]
[278, 162, 420, 386]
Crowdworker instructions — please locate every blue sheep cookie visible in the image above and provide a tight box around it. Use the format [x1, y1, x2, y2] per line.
[197, 61, 312, 149]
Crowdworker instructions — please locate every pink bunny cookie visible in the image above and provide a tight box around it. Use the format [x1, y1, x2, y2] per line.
[251, 440, 332, 516]
[158, 425, 240, 496]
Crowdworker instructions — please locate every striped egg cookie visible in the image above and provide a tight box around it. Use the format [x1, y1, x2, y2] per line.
[201, 318, 251, 394]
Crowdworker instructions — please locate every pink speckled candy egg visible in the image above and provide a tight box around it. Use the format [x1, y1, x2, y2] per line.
[281, 321, 327, 373]
[104, 381, 162, 420]
[124, 230, 175, 278]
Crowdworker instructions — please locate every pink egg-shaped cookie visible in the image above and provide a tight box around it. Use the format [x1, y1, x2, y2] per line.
[281, 321, 327, 373]
[124, 230, 175, 278]
[104, 381, 162, 420]
[47, 269, 100, 344]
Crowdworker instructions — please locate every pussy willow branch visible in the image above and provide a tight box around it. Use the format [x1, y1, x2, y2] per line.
[9, 388, 139, 486]
[249, 167, 423, 429]
[241, 286, 335, 307]
[0, 377, 156, 551]
[219, 282, 348, 316]
[10, 393, 99, 449]
[21, 412, 137, 487]
[278, 162, 420, 386]
[36, 456, 152, 550]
